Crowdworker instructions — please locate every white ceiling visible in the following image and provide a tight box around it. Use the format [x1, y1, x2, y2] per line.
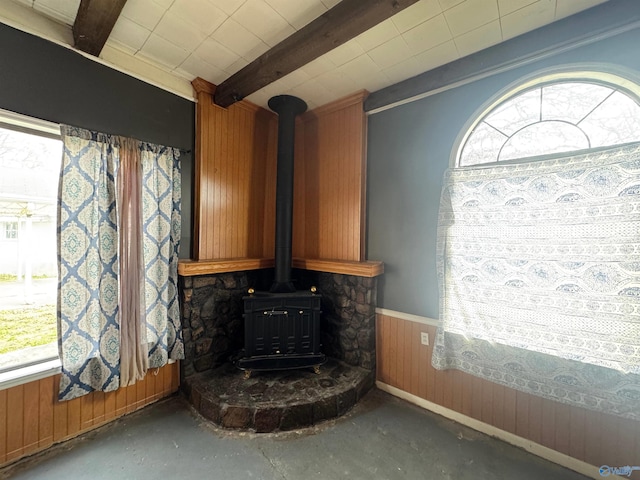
[3, 0, 608, 110]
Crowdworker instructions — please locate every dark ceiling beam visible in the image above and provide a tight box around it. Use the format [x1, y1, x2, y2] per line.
[213, 0, 420, 108]
[73, 0, 128, 57]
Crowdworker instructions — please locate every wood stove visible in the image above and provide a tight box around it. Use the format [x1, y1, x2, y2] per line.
[237, 95, 326, 376]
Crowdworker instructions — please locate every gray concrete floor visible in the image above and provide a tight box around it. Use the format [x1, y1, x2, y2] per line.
[1, 389, 589, 480]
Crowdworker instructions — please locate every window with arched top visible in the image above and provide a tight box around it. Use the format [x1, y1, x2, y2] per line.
[435, 68, 640, 419]
[456, 71, 640, 167]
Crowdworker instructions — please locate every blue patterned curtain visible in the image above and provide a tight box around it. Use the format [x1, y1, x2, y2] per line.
[140, 143, 183, 368]
[433, 143, 640, 420]
[57, 126, 183, 401]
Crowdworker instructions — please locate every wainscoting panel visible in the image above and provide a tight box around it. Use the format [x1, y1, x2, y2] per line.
[376, 312, 640, 471]
[0, 362, 179, 467]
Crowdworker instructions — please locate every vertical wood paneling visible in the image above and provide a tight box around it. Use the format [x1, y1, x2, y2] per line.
[0, 362, 178, 468]
[262, 117, 278, 258]
[528, 395, 543, 445]
[22, 381, 39, 455]
[403, 324, 412, 393]
[294, 92, 368, 262]
[459, 366, 473, 418]
[540, 397, 557, 450]
[515, 391, 530, 438]
[395, 318, 405, 391]
[389, 315, 398, 388]
[569, 407, 586, 461]
[115, 383, 127, 417]
[554, 403, 572, 456]
[52, 377, 67, 442]
[38, 376, 53, 448]
[418, 324, 428, 400]
[376, 313, 640, 471]
[410, 323, 421, 397]
[6, 385, 24, 462]
[192, 81, 368, 266]
[192, 80, 276, 261]
[376, 314, 384, 381]
[93, 391, 105, 424]
[0, 389, 6, 461]
[125, 384, 136, 414]
[104, 390, 116, 423]
[470, 376, 482, 421]
[80, 394, 94, 431]
[67, 397, 82, 438]
[503, 387, 517, 435]
[490, 383, 504, 431]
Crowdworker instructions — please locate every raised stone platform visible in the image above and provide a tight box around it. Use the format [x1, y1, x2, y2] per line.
[183, 358, 374, 432]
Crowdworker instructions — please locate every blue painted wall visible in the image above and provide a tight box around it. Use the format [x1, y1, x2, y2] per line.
[367, 24, 640, 318]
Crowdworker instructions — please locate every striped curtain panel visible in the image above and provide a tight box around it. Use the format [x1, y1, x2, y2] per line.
[57, 126, 183, 401]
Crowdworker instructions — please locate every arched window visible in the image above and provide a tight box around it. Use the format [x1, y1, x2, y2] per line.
[456, 70, 640, 166]
[435, 68, 640, 418]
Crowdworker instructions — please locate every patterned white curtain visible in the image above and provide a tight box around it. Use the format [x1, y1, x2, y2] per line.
[433, 143, 640, 419]
[57, 126, 183, 401]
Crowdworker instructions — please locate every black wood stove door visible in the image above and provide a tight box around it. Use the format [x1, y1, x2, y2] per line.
[239, 292, 324, 372]
[247, 309, 316, 357]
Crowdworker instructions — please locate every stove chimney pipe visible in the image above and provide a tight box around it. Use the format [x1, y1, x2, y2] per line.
[268, 95, 307, 293]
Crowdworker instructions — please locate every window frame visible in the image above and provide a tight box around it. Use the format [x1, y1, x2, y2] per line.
[450, 64, 640, 168]
[2, 221, 18, 240]
[0, 108, 62, 390]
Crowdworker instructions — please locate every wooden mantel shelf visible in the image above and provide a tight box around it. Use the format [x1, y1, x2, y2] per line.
[292, 258, 384, 277]
[178, 258, 274, 276]
[178, 258, 384, 277]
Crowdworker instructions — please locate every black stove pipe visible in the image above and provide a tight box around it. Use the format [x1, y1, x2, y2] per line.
[268, 95, 307, 293]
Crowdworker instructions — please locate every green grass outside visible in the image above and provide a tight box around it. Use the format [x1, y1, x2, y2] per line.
[0, 274, 55, 282]
[0, 305, 57, 354]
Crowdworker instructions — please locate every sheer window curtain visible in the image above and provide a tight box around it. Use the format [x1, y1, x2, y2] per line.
[433, 142, 640, 420]
[57, 125, 183, 401]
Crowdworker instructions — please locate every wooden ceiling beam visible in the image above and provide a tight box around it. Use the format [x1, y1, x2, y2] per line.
[73, 0, 128, 57]
[213, 0, 420, 108]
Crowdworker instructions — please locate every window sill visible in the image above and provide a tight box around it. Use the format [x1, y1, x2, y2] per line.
[0, 358, 61, 391]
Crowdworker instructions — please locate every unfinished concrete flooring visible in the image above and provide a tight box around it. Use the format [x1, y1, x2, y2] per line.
[1, 389, 590, 480]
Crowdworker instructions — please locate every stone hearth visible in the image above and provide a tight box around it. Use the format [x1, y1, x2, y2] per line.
[183, 358, 374, 432]
[179, 267, 378, 430]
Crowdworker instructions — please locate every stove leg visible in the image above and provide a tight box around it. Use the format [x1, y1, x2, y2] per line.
[313, 365, 321, 375]
[244, 370, 252, 379]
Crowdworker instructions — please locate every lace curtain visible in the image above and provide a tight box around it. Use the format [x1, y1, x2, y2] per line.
[57, 126, 183, 401]
[433, 143, 640, 419]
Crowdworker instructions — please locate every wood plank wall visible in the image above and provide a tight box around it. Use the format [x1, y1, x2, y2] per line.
[376, 313, 640, 471]
[192, 78, 277, 261]
[293, 91, 368, 261]
[0, 362, 179, 467]
[191, 79, 369, 266]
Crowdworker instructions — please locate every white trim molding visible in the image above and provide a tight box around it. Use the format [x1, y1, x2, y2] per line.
[376, 381, 624, 480]
[375, 307, 438, 327]
[0, 358, 61, 391]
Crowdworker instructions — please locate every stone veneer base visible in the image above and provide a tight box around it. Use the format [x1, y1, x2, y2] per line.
[183, 358, 374, 432]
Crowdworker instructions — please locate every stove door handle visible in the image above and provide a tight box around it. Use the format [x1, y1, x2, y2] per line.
[263, 310, 289, 316]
